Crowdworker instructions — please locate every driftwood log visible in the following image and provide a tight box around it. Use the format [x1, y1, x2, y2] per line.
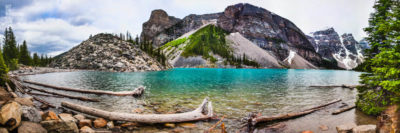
[23, 80, 144, 96]
[332, 105, 356, 115]
[62, 98, 214, 123]
[5, 83, 18, 98]
[27, 92, 64, 98]
[27, 86, 99, 102]
[0, 102, 22, 130]
[9, 77, 26, 93]
[309, 84, 361, 89]
[32, 96, 56, 108]
[251, 99, 341, 125]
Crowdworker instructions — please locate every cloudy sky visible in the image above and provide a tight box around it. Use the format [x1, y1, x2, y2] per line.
[0, 0, 375, 56]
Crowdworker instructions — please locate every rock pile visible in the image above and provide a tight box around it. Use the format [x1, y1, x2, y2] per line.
[50, 33, 167, 72]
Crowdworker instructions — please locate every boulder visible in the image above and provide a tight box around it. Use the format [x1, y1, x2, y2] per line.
[59, 113, 77, 123]
[378, 105, 399, 133]
[21, 106, 42, 123]
[80, 126, 95, 133]
[73, 114, 85, 121]
[78, 119, 92, 128]
[0, 128, 8, 133]
[40, 120, 79, 133]
[0, 101, 22, 131]
[93, 118, 107, 128]
[352, 125, 376, 133]
[13, 97, 34, 106]
[41, 111, 59, 121]
[106, 121, 114, 129]
[336, 123, 357, 133]
[18, 121, 47, 133]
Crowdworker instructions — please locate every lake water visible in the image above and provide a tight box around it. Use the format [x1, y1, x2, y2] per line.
[21, 68, 377, 132]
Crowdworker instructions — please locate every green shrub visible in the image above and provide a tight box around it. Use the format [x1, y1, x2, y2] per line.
[0, 50, 8, 86]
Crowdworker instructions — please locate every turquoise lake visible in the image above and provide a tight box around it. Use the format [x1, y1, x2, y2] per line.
[22, 68, 377, 132]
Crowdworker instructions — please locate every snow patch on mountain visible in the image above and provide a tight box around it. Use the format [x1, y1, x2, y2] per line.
[287, 50, 296, 64]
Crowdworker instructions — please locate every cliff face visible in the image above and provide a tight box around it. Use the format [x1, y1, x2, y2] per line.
[141, 3, 324, 68]
[140, 9, 181, 42]
[147, 13, 221, 47]
[217, 3, 322, 65]
[50, 33, 166, 72]
[308, 28, 365, 69]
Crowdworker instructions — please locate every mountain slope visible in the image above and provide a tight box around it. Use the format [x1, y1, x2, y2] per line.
[50, 33, 167, 72]
[225, 32, 282, 68]
[283, 50, 317, 69]
[162, 24, 282, 68]
[141, 3, 324, 68]
[217, 3, 322, 66]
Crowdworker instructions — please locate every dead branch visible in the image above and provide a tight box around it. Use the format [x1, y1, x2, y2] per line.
[23, 80, 144, 96]
[251, 99, 341, 125]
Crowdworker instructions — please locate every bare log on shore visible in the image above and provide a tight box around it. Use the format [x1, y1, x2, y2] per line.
[251, 99, 342, 125]
[27, 92, 64, 98]
[27, 86, 99, 102]
[9, 77, 27, 93]
[32, 96, 56, 108]
[23, 80, 145, 96]
[5, 83, 18, 98]
[62, 98, 214, 124]
[309, 84, 361, 89]
[332, 105, 356, 115]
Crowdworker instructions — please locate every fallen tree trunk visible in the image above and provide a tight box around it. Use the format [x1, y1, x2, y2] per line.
[27, 92, 63, 98]
[332, 105, 356, 115]
[309, 85, 361, 89]
[0, 101, 22, 130]
[32, 96, 56, 108]
[23, 80, 144, 96]
[5, 83, 18, 98]
[62, 98, 214, 124]
[9, 77, 27, 93]
[27, 86, 99, 102]
[251, 99, 341, 125]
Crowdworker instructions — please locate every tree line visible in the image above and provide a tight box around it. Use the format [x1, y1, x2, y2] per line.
[109, 32, 168, 66]
[356, 0, 400, 115]
[0, 27, 53, 84]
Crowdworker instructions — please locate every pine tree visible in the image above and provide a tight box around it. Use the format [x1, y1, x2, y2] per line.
[356, 0, 400, 115]
[18, 40, 32, 66]
[3, 27, 19, 66]
[33, 53, 40, 66]
[0, 48, 8, 85]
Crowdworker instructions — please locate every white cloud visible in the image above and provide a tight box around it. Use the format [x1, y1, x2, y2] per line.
[0, 0, 375, 56]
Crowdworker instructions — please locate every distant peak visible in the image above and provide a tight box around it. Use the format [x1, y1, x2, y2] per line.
[223, 3, 270, 18]
[149, 9, 169, 20]
[313, 27, 337, 35]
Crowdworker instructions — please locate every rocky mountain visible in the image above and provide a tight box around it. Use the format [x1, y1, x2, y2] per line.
[161, 24, 283, 68]
[141, 3, 325, 69]
[307, 28, 365, 69]
[50, 33, 167, 72]
[140, 10, 181, 41]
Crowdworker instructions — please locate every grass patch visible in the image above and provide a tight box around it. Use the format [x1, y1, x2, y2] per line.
[160, 37, 187, 50]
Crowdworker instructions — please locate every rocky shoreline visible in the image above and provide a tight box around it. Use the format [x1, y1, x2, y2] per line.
[9, 66, 77, 77]
[0, 67, 391, 133]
